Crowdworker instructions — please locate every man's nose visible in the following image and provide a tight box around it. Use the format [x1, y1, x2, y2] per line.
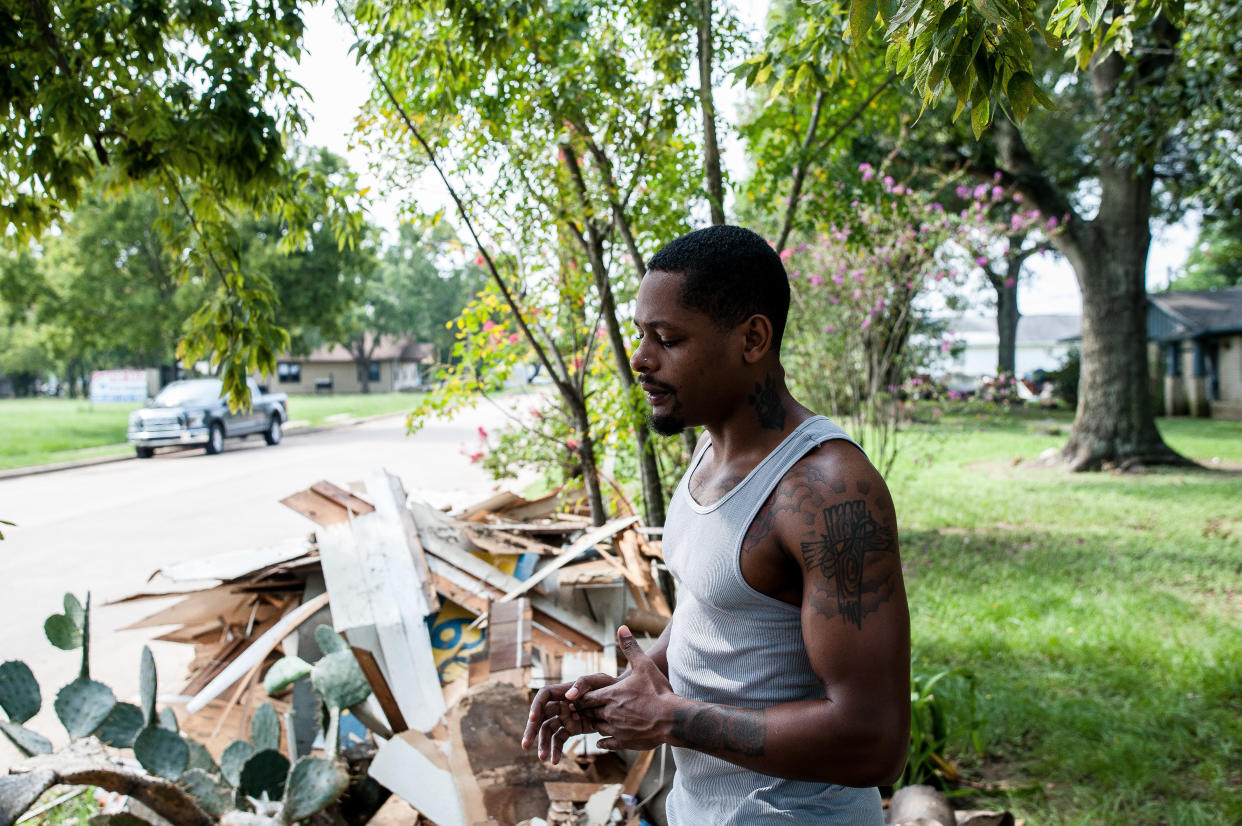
[629, 341, 650, 374]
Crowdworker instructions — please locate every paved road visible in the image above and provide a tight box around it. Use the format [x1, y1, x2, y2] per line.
[0, 402, 529, 766]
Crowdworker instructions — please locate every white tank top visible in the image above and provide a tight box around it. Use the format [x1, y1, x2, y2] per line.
[662, 415, 883, 825]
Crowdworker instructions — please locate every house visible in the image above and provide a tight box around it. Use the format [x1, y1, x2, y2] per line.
[937, 314, 1081, 378]
[274, 335, 436, 394]
[1149, 286, 1242, 420]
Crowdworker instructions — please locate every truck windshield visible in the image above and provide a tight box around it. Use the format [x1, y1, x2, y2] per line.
[152, 380, 224, 407]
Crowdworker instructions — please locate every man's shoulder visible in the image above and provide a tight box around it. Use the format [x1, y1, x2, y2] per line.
[761, 438, 892, 540]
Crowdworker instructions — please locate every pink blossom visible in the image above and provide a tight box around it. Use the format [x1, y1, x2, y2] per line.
[882, 175, 895, 191]
[955, 185, 971, 199]
[1013, 192, 1025, 203]
[861, 167, 876, 183]
[789, 271, 800, 280]
[779, 248, 794, 261]
[824, 324, 836, 333]
[468, 451, 483, 463]
[853, 288, 863, 299]
[973, 184, 989, 200]
[892, 184, 907, 196]
[976, 256, 989, 267]
[832, 274, 845, 285]
[482, 320, 496, 332]
[477, 426, 488, 440]
[991, 185, 1004, 201]
[858, 162, 873, 173]
[1003, 277, 1016, 288]
[810, 275, 824, 286]
[1046, 216, 1059, 230]
[566, 438, 580, 451]
[508, 333, 520, 344]
[861, 318, 872, 329]
[940, 340, 952, 353]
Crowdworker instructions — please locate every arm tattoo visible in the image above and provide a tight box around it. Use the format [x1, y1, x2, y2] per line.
[748, 374, 786, 430]
[801, 499, 896, 629]
[672, 705, 765, 756]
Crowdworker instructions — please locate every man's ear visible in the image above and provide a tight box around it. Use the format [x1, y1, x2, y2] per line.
[740, 314, 774, 364]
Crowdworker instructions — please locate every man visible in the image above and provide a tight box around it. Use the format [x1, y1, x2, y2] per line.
[522, 225, 910, 824]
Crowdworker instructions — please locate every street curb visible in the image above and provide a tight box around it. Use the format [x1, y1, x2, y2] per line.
[0, 411, 411, 482]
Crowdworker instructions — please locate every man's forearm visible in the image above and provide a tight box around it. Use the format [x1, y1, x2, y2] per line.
[662, 695, 906, 788]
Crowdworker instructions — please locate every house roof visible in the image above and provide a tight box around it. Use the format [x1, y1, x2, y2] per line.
[945, 314, 1081, 344]
[289, 335, 435, 363]
[1148, 287, 1242, 340]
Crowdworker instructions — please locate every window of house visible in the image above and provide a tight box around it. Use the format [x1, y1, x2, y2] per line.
[277, 362, 302, 384]
[358, 361, 380, 383]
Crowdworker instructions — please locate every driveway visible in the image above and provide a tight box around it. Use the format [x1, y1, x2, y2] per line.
[0, 401, 532, 767]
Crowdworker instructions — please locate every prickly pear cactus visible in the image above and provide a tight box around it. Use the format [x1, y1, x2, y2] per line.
[157, 705, 179, 733]
[133, 725, 189, 780]
[310, 652, 370, 712]
[221, 740, 256, 787]
[280, 756, 350, 824]
[97, 701, 145, 748]
[54, 677, 115, 739]
[186, 738, 221, 777]
[0, 720, 52, 756]
[43, 595, 84, 651]
[0, 660, 40, 723]
[238, 749, 290, 802]
[262, 656, 312, 695]
[139, 645, 157, 726]
[313, 626, 349, 655]
[178, 767, 236, 818]
[250, 702, 280, 752]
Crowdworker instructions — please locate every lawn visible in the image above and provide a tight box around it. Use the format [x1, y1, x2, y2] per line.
[889, 406, 1242, 824]
[0, 393, 422, 470]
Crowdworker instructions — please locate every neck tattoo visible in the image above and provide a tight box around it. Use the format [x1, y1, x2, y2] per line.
[748, 374, 787, 431]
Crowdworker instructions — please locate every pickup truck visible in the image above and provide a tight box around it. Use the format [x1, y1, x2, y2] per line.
[127, 378, 288, 458]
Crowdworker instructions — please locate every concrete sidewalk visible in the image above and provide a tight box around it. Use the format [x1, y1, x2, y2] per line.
[0, 411, 409, 481]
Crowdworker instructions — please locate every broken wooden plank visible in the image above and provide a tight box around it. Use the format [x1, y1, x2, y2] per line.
[280, 481, 374, 526]
[497, 515, 639, 604]
[369, 470, 440, 615]
[352, 646, 408, 735]
[486, 599, 532, 687]
[544, 782, 609, 803]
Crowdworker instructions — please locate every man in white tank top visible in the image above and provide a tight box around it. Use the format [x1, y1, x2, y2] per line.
[523, 226, 911, 824]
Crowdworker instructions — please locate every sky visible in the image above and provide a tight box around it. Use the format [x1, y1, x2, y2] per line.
[288, 3, 1196, 318]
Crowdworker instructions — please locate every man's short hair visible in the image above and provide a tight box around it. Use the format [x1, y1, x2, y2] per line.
[647, 225, 790, 351]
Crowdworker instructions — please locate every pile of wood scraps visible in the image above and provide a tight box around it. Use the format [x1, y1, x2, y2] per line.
[110, 471, 675, 826]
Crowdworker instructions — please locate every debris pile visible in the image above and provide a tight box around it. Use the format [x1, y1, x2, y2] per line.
[112, 470, 674, 826]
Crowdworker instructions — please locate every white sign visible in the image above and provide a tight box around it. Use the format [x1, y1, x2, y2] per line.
[90, 370, 148, 403]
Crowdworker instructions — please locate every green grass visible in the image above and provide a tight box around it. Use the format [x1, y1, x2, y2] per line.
[889, 406, 1242, 824]
[0, 393, 422, 469]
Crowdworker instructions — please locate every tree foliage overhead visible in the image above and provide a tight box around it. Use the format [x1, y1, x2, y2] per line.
[2, 0, 365, 406]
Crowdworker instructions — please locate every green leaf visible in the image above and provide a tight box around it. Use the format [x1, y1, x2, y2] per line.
[134, 726, 190, 781]
[250, 702, 280, 752]
[63, 594, 85, 628]
[54, 678, 116, 739]
[971, 96, 991, 139]
[0, 660, 41, 724]
[264, 656, 313, 697]
[186, 738, 221, 778]
[158, 705, 179, 733]
[850, 0, 879, 45]
[1006, 70, 1035, 120]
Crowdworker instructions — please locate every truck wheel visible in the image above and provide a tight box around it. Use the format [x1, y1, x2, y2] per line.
[135, 446, 154, 459]
[205, 422, 225, 455]
[263, 415, 282, 446]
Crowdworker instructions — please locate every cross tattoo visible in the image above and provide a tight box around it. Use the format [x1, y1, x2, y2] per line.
[801, 499, 884, 629]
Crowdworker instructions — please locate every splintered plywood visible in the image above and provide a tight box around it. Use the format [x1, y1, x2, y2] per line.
[486, 598, 531, 686]
[281, 481, 375, 526]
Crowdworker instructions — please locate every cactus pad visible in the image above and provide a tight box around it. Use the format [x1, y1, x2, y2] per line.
[0, 720, 53, 756]
[281, 756, 349, 823]
[310, 652, 370, 711]
[134, 725, 189, 780]
[186, 738, 221, 777]
[97, 701, 145, 748]
[54, 678, 115, 739]
[43, 613, 83, 651]
[0, 660, 41, 723]
[179, 767, 236, 818]
[0, 770, 56, 826]
[250, 702, 280, 752]
[238, 749, 290, 802]
[139, 645, 157, 726]
[221, 740, 256, 786]
[313, 625, 350, 655]
[263, 657, 312, 696]
[157, 705, 179, 733]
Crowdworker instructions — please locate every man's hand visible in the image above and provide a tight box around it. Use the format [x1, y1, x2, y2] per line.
[521, 671, 618, 764]
[574, 625, 680, 751]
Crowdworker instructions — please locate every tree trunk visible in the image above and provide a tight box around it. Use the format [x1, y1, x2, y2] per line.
[993, 271, 1019, 377]
[697, 0, 725, 226]
[992, 31, 1189, 471]
[568, 399, 607, 526]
